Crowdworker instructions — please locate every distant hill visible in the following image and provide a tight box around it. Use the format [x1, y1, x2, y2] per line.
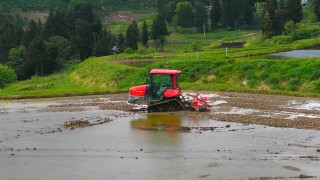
[0, 0, 156, 13]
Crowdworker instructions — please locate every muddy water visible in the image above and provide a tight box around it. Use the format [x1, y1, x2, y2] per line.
[0, 96, 320, 180]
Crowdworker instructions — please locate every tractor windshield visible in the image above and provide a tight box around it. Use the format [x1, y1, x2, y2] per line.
[152, 74, 173, 87]
[148, 74, 174, 101]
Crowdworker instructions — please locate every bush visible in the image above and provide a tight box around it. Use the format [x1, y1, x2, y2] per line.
[287, 78, 300, 91]
[272, 35, 293, 44]
[0, 64, 17, 88]
[124, 48, 135, 54]
[190, 41, 201, 51]
[291, 26, 320, 41]
[314, 80, 320, 93]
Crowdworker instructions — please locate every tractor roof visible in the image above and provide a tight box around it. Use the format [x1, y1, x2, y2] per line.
[150, 69, 181, 75]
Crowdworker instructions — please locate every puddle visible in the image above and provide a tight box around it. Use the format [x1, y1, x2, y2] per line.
[260, 111, 320, 120]
[211, 100, 228, 106]
[287, 100, 320, 111]
[218, 107, 259, 115]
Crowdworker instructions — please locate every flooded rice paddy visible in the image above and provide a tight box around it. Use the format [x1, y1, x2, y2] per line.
[270, 50, 320, 59]
[0, 93, 319, 179]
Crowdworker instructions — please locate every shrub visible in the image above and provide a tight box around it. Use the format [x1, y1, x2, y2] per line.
[272, 35, 293, 44]
[124, 48, 135, 54]
[287, 78, 300, 91]
[0, 64, 17, 88]
[190, 41, 201, 51]
[314, 80, 320, 93]
[290, 26, 320, 41]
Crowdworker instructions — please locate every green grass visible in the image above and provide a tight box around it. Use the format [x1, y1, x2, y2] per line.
[3, 25, 320, 99]
[0, 57, 144, 98]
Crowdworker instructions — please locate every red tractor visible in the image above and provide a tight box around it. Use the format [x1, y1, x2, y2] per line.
[128, 69, 210, 112]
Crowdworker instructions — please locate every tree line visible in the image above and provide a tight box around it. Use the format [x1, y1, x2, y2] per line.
[0, 3, 169, 81]
[156, 0, 263, 31]
[0, 4, 118, 80]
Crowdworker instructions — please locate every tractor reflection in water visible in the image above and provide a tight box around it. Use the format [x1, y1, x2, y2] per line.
[130, 113, 183, 144]
[131, 113, 184, 132]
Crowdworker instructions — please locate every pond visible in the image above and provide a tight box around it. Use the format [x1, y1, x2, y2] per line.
[270, 50, 320, 58]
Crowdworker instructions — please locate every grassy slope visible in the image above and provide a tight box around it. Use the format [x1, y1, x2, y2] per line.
[2, 24, 320, 98]
[0, 57, 144, 98]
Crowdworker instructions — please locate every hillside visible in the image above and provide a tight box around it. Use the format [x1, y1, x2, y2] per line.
[2, 0, 320, 98]
[0, 0, 156, 13]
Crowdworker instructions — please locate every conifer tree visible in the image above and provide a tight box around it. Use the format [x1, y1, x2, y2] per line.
[242, 0, 254, 25]
[221, 0, 234, 27]
[22, 20, 40, 47]
[261, 0, 277, 38]
[313, 0, 320, 21]
[117, 33, 126, 53]
[286, 0, 303, 23]
[151, 13, 169, 40]
[210, 0, 221, 30]
[126, 20, 140, 51]
[151, 13, 169, 51]
[141, 21, 149, 48]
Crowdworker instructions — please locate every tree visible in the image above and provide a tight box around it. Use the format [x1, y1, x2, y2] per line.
[151, 13, 169, 51]
[141, 21, 149, 48]
[164, 1, 177, 24]
[43, 8, 75, 39]
[117, 33, 126, 53]
[286, 0, 303, 23]
[94, 30, 113, 56]
[74, 3, 95, 23]
[221, 0, 234, 27]
[261, 0, 277, 38]
[279, 0, 285, 10]
[26, 37, 45, 76]
[242, 0, 255, 25]
[157, 0, 167, 12]
[0, 21, 23, 63]
[48, 36, 71, 68]
[126, 20, 140, 51]
[7, 46, 28, 80]
[175, 1, 195, 28]
[210, 0, 221, 30]
[22, 19, 40, 47]
[260, 8, 274, 38]
[313, 0, 320, 21]
[194, 3, 208, 32]
[0, 64, 17, 88]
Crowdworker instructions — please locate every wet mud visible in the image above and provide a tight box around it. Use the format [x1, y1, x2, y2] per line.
[1, 92, 320, 179]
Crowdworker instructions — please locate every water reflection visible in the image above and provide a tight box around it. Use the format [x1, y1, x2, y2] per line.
[131, 113, 183, 146]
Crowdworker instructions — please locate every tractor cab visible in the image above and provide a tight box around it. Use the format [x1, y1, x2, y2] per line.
[128, 69, 182, 105]
[147, 69, 181, 102]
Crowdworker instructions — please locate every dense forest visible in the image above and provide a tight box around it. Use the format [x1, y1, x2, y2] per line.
[1, 0, 320, 88]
